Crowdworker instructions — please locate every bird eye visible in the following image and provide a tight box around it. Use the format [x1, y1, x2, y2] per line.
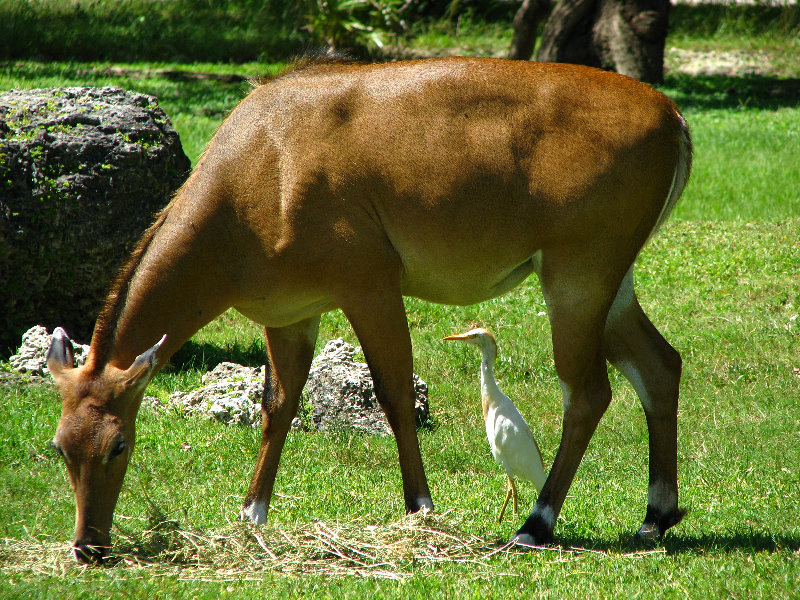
[109, 440, 128, 460]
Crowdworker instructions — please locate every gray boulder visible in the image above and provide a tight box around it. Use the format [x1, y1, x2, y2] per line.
[7, 324, 432, 435]
[304, 338, 430, 436]
[162, 338, 430, 434]
[0, 86, 190, 355]
[165, 362, 266, 428]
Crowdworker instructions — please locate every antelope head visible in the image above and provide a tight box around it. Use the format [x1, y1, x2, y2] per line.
[47, 328, 165, 563]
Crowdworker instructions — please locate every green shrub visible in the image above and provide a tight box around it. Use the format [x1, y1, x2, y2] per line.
[671, 3, 800, 38]
[303, 0, 415, 53]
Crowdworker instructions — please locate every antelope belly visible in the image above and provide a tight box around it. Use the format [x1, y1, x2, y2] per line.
[401, 251, 541, 306]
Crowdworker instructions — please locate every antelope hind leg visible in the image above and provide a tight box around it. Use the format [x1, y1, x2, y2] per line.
[513, 253, 618, 547]
[604, 270, 685, 539]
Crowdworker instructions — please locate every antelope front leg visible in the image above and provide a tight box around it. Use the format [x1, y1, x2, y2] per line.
[241, 317, 319, 523]
[342, 288, 433, 514]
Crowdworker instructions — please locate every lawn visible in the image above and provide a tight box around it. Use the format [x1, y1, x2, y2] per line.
[1, 20, 799, 600]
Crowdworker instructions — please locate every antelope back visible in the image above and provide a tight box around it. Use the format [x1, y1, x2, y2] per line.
[214, 57, 688, 308]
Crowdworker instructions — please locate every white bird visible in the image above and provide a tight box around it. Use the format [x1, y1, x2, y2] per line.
[444, 328, 547, 522]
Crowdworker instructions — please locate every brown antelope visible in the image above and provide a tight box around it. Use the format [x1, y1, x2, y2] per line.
[47, 56, 691, 562]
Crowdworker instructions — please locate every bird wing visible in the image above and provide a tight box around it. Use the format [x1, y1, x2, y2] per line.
[489, 400, 547, 491]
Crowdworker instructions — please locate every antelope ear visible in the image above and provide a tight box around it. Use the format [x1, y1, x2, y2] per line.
[124, 334, 167, 388]
[47, 327, 75, 378]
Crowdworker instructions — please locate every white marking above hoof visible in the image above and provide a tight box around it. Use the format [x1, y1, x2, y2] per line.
[648, 481, 678, 514]
[636, 521, 662, 540]
[240, 500, 267, 525]
[530, 503, 555, 529]
[416, 497, 434, 512]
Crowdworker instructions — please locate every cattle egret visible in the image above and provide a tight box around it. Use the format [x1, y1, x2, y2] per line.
[444, 328, 547, 522]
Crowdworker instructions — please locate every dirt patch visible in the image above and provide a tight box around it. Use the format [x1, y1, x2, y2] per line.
[665, 47, 778, 76]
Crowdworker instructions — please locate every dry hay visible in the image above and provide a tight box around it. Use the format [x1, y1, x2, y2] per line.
[0, 510, 528, 582]
[1, 510, 668, 581]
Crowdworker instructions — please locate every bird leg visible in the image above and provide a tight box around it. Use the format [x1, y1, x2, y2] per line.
[498, 475, 519, 523]
[511, 475, 520, 517]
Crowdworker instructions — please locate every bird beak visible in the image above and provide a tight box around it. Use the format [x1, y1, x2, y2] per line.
[443, 333, 471, 341]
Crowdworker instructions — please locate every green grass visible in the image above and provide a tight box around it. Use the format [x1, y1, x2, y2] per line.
[669, 3, 800, 40]
[0, 0, 303, 63]
[669, 104, 800, 221]
[1, 0, 798, 64]
[1, 219, 799, 596]
[2, 24, 800, 598]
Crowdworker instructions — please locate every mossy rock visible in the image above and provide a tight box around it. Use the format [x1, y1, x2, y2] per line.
[0, 87, 190, 355]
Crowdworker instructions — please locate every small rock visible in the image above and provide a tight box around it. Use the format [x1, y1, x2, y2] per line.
[141, 395, 164, 410]
[303, 338, 429, 436]
[160, 339, 430, 434]
[167, 362, 264, 427]
[9, 325, 89, 375]
[10, 325, 433, 435]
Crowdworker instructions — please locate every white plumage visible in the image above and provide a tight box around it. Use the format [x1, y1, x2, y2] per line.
[445, 328, 547, 522]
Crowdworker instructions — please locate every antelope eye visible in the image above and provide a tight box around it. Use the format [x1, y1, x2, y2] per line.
[109, 440, 128, 460]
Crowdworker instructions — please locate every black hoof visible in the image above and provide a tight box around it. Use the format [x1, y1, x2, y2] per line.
[510, 513, 556, 549]
[405, 496, 434, 514]
[74, 544, 108, 565]
[635, 506, 686, 541]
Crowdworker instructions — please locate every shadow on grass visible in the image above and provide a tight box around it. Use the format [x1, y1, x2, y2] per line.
[0, 3, 300, 64]
[529, 530, 800, 555]
[0, 60, 249, 119]
[662, 532, 800, 554]
[6, 59, 798, 116]
[663, 73, 800, 111]
[167, 339, 266, 372]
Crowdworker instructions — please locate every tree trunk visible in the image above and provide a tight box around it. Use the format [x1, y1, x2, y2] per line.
[508, 0, 552, 61]
[509, 0, 670, 84]
[592, 0, 671, 83]
[535, 0, 599, 67]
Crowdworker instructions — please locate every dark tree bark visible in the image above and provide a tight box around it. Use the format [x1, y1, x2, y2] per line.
[508, 0, 551, 61]
[508, 0, 670, 84]
[592, 0, 671, 83]
[536, 0, 598, 66]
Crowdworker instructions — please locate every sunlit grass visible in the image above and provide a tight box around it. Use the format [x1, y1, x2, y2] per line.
[673, 109, 800, 220]
[2, 218, 798, 596]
